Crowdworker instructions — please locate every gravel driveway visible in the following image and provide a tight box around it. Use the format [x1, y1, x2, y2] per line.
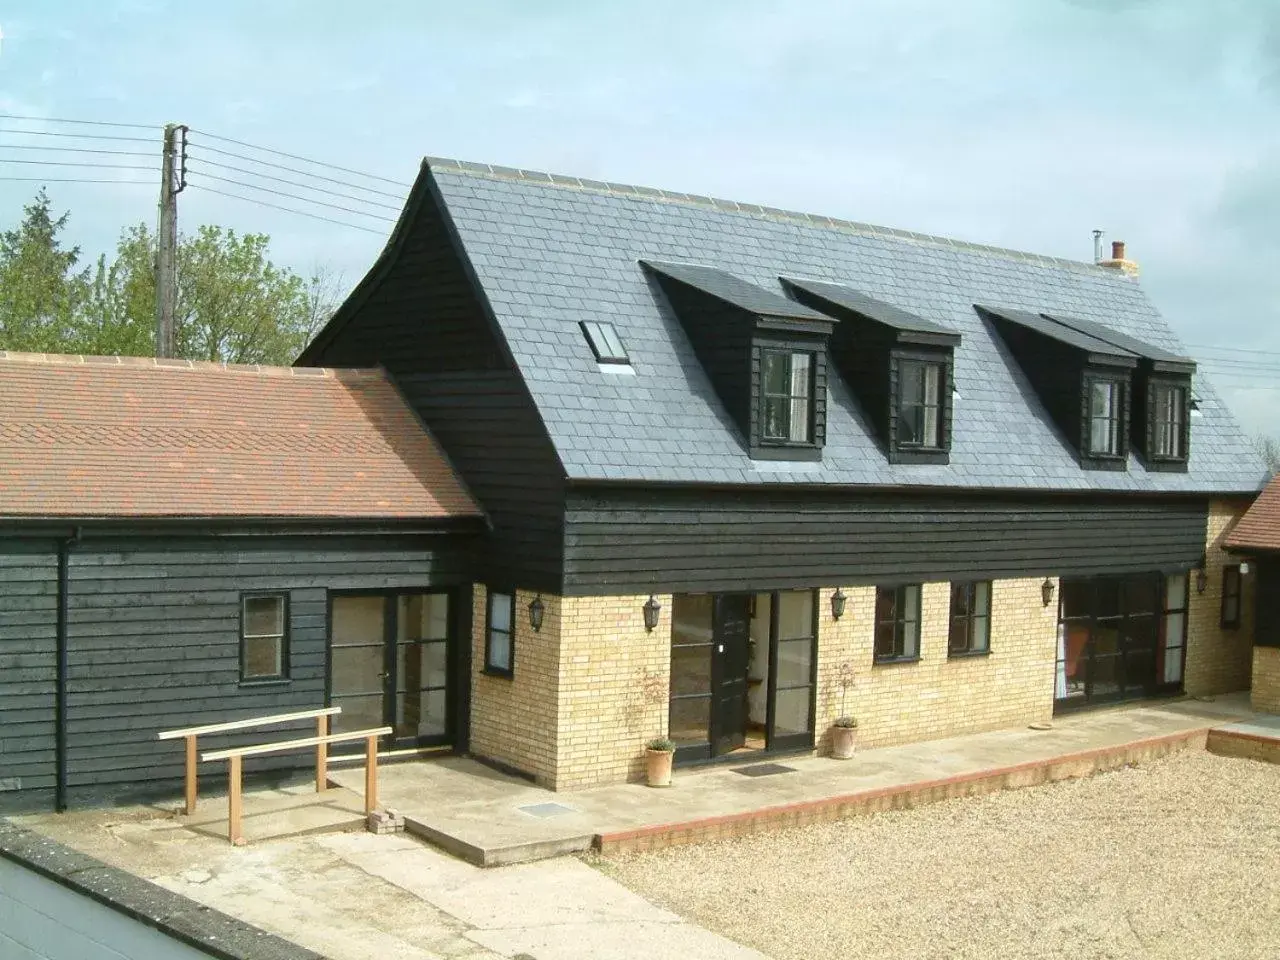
[596, 751, 1280, 960]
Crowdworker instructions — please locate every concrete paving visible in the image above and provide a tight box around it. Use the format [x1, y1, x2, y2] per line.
[329, 694, 1256, 865]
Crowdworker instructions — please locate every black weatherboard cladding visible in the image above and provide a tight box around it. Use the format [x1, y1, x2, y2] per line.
[1256, 559, 1280, 648]
[0, 533, 471, 812]
[298, 172, 566, 592]
[562, 487, 1209, 595]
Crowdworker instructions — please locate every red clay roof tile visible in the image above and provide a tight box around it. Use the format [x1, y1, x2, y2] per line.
[1225, 473, 1280, 552]
[0, 351, 482, 521]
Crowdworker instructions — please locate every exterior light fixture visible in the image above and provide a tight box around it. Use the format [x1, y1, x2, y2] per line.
[528, 594, 545, 632]
[642, 594, 661, 632]
[1195, 568, 1208, 594]
[1041, 578, 1055, 608]
[830, 588, 847, 621]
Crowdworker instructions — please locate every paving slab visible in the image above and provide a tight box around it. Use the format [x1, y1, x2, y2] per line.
[330, 694, 1256, 864]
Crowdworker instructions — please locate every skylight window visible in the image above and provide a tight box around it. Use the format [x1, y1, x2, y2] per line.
[580, 321, 629, 365]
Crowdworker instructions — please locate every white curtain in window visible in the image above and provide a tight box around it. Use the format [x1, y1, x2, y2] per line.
[922, 365, 940, 447]
[789, 352, 812, 441]
[1163, 574, 1187, 684]
[1055, 623, 1068, 699]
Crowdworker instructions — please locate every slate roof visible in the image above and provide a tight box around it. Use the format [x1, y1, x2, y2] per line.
[1225, 474, 1280, 553]
[0, 351, 482, 520]
[785, 278, 956, 339]
[420, 157, 1266, 493]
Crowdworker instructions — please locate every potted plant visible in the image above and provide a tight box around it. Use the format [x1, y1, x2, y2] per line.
[645, 737, 675, 787]
[831, 716, 857, 759]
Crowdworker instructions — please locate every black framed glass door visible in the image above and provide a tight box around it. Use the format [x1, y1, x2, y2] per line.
[710, 594, 752, 757]
[329, 590, 453, 750]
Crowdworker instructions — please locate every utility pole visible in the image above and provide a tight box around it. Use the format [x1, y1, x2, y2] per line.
[154, 123, 187, 358]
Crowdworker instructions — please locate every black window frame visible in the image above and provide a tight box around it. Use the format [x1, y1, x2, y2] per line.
[759, 347, 816, 446]
[948, 581, 992, 657]
[1150, 380, 1189, 462]
[484, 588, 516, 677]
[896, 358, 945, 451]
[580, 320, 630, 365]
[874, 584, 922, 664]
[1220, 564, 1242, 629]
[239, 592, 290, 684]
[1086, 376, 1125, 458]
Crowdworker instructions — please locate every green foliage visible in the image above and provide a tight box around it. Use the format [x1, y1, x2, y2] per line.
[0, 190, 340, 365]
[645, 737, 675, 752]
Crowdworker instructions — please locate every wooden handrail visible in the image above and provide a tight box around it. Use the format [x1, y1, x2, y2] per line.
[207, 727, 393, 846]
[201, 727, 392, 762]
[157, 706, 342, 816]
[157, 706, 342, 740]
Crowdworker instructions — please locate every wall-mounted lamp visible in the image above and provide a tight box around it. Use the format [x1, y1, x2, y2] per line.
[830, 588, 847, 621]
[643, 595, 662, 632]
[1195, 568, 1208, 594]
[1041, 578, 1056, 608]
[528, 594, 545, 632]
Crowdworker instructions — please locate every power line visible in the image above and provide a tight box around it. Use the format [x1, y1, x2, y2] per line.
[0, 159, 157, 171]
[186, 140, 406, 200]
[0, 144, 155, 158]
[0, 176, 155, 184]
[0, 128, 156, 143]
[185, 157, 402, 211]
[1188, 343, 1280, 359]
[186, 170, 395, 221]
[188, 183, 389, 235]
[0, 112, 157, 131]
[189, 127, 410, 187]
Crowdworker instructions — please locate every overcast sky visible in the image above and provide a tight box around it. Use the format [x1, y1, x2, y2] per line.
[0, 0, 1276, 436]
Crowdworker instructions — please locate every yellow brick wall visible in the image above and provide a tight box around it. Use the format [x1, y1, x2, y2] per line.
[555, 593, 672, 789]
[1184, 499, 1255, 697]
[468, 585, 563, 786]
[1252, 646, 1280, 714]
[814, 579, 1058, 752]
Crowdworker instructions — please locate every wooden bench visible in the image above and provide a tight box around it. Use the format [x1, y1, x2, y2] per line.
[157, 707, 342, 815]
[203, 727, 392, 846]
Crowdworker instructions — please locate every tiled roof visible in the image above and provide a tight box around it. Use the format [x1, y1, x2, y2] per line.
[1225, 474, 1280, 552]
[0, 351, 482, 520]
[422, 156, 1267, 493]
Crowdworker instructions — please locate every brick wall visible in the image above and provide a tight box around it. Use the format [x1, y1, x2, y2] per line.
[468, 584, 563, 786]
[814, 579, 1058, 753]
[1184, 499, 1255, 697]
[1252, 646, 1280, 714]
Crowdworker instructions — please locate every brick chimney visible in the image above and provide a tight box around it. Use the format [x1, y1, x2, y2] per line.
[1098, 239, 1139, 277]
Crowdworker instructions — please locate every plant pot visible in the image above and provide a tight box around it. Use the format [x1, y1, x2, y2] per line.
[646, 748, 673, 787]
[831, 725, 856, 760]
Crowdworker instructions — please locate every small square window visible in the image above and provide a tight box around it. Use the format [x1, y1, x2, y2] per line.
[485, 589, 515, 676]
[761, 349, 814, 443]
[948, 581, 991, 656]
[241, 594, 288, 682]
[1152, 383, 1187, 460]
[897, 361, 943, 449]
[1221, 564, 1242, 629]
[1089, 379, 1123, 456]
[580, 321, 629, 364]
[874, 584, 921, 663]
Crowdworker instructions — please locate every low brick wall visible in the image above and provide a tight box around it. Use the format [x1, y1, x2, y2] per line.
[1206, 727, 1280, 764]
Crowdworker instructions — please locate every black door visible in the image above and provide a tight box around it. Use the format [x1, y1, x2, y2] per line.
[710, 593, 752, 756]
[1056, 574, 1163, 710]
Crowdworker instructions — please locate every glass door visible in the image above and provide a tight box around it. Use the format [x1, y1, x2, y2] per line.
[393, 593, 450, 746]
[329, 595, 389, 737]
[768, 590, 817, 751]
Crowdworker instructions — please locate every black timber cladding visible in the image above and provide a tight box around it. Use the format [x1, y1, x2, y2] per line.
[562, 486, 1209, 595]
[0, 531, 472, 813]
[1256, 558, 1280, 648]
[298, 167, 566, 592]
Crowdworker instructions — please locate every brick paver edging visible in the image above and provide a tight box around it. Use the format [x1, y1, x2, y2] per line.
[0, 819, 326, 960]
[1205, 728, 1280, 764]
[593, 727, 1212, 855]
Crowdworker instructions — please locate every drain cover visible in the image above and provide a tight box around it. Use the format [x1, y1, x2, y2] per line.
[733, 763, 797, 778]
[517, 802, 578, 819]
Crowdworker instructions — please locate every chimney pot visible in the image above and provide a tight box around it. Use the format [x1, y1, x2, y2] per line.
[1111, 240, 1126, 261]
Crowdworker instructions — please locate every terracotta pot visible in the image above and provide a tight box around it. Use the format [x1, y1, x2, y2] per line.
[831, 725, 856, 760]
[646, 748, 673, 787]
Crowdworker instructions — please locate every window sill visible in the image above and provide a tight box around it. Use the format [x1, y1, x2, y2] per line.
[238, 678, 291, 688]
[947, 649, 991, 660]
[482, 666, 515, 680]
[872, 655, 921, 667]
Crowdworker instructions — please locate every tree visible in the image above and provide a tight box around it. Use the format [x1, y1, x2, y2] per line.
[1253, 433, 1280, 477]
[0, 189, 90, 351]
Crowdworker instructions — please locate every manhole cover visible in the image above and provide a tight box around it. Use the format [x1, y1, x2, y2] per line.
[733, 763, 797, 778]
[517, 802, 578, 819]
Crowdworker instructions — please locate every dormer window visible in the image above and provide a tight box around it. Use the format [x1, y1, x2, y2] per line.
[761, 349, 814, 443]
[898, 359, 943, 449]
[1151, 381, 1188, 462]
[1088, 378, 1124, 457]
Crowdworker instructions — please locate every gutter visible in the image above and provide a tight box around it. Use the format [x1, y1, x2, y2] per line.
[54, 527, 80, 813]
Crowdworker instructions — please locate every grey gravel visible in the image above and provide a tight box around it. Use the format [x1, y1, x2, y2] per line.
[596, 752, 1280, 960]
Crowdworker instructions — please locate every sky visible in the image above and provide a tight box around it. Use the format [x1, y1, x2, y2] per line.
[0, 0, 1276, 437]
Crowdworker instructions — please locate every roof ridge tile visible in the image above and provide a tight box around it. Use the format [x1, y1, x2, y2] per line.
[0, 348, 381, 382]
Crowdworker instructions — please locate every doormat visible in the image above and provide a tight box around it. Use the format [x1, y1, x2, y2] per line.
[517, 802, 579, 819]
[733, 763, 798, 778]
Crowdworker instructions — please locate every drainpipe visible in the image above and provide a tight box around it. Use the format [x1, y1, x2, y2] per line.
[54, 527, 81, 813]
